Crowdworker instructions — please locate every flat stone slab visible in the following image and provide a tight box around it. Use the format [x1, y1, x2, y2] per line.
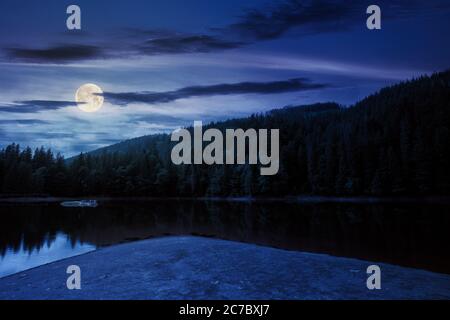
[0, 236, 449, 300]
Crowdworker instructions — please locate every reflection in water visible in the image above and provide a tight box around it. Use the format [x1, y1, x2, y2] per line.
[0, 200, 450, 277]
[0, 233, 94, 278]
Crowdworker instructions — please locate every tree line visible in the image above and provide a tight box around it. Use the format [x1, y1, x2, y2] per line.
[1, 71, 449, 197]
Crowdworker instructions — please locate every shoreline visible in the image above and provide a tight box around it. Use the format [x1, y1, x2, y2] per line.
[2, 195, 450, 204]
[0, 236, 449, 300]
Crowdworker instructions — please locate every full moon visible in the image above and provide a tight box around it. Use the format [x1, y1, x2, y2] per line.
[75, 83, 104, 113]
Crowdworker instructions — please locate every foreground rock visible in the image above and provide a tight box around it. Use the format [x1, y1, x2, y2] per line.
[0, 236, 449, 300]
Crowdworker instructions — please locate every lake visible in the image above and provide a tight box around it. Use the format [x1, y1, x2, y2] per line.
[1, 199, 450, 278]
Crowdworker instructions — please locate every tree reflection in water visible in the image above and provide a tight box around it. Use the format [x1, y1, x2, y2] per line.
[0, 200, 449, 275]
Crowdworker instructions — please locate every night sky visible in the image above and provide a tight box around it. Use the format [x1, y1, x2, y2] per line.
[0, 0, 449, 156]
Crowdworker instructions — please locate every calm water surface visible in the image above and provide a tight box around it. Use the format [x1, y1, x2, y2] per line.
[1, 200, 449, 278]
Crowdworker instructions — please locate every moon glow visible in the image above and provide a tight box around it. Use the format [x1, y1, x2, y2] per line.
[75, 83, 104, 112]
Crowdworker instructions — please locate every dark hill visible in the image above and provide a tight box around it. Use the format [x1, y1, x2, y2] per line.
[85, 102, 341, 158]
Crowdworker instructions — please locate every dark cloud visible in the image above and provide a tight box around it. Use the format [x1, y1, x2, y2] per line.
[3, 1, 447, 64]
[138, 35, 244, 55]
[226, 0, 358, 40]
[116, 28, 245, 53]
[0, 1, 356, 64]
[4, 45, 105, 63]
[101, 78, 329, 105]
[226, 0, 450, 40]
[0, 119, 49, 125]
[0, 100, 80, 113]
[2, 33, 242, 63]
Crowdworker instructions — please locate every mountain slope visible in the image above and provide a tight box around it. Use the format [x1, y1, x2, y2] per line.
[85, 102, 341, 157]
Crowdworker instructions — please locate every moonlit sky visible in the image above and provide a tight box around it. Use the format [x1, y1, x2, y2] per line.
[0, 0, 449, 156]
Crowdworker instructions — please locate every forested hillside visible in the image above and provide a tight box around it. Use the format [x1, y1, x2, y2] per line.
[1, 71, 449, 197]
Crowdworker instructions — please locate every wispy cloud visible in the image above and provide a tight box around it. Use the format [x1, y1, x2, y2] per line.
[137, 34, 245, 55]
[2, 32, 242, 64]
[101, 78, 329, 105]
[0, 119, 49, 125]
[5, 45, 105, 64]
[0, 100, 79, 113]
[225, 0, 450, 40]
[225, 0, 358, 40]
[3, 1, 447, 64]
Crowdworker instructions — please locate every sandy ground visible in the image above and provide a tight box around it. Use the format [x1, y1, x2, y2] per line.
[0, 236, 449, 300]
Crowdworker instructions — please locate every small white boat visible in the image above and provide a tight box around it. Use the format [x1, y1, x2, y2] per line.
[61, 200, 98, 208]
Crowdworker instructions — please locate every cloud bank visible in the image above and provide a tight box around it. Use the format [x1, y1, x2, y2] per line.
[101, 78, 329, 105]
[5, 45, 104, 63]
[0, 100, 80, 113]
